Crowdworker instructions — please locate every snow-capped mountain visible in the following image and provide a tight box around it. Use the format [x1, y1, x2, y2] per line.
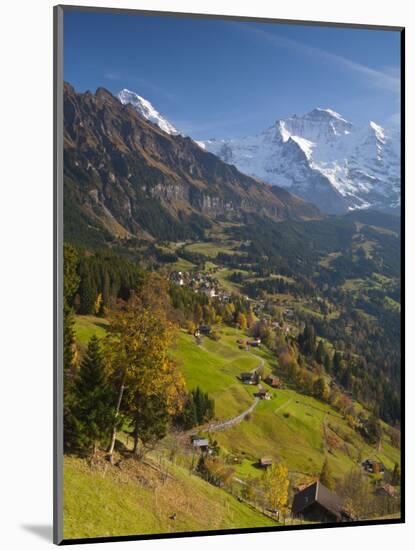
[202, 108, 400, 214]
[118, 89, 179, 135]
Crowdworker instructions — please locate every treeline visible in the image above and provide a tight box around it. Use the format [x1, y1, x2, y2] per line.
[175, 387, 215, 429]
[64, 243, 142, 315]
[299, 306, 400, 424]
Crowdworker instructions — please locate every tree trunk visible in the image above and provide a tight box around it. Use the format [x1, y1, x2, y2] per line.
[107, 375, 126, 463]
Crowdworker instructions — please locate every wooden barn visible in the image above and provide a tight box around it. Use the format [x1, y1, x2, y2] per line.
[259, 457, 273, 468]
[240, 372, 259, 385]
[265, 375, 282, 388]
[292, 481, 351, 523]
[257, 388, 271, 400]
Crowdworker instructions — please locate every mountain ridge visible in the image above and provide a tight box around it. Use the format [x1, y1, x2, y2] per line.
[202, 108, 400, 215]
[63, 83, 321, 247]
[113, 88, 400, 215]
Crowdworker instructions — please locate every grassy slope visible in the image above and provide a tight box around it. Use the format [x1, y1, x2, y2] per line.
[73, 316, 400, 478]
[74, 315, 108, 348]
[184, 241, 242, 258]
[172, 326, 399, 482]
[71, 315, 400, 529]
[172, 327, 268, 418]
[64, 455, 276, 539]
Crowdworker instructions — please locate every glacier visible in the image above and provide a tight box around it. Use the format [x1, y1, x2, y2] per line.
[202, 108, 400, 214]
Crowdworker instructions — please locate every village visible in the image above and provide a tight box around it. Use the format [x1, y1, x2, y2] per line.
[169, 269, 296, 335]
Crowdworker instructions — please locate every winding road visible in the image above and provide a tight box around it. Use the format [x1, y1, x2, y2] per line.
[190, 356, 265, 435]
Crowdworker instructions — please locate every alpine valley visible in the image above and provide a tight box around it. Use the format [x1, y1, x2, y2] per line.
[62, 83, 402, 539]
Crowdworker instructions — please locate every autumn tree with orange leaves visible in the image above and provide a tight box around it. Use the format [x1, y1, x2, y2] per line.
[105, 273, 185, 460]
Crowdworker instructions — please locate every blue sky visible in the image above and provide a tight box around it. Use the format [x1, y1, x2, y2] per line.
[64, 10, 401, 139]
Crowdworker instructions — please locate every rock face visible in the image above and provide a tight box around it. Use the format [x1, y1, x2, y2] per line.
[63, 83, 321, 244]
[202, 108, 400, 215]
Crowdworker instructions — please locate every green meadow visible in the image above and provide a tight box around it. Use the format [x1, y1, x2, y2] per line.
[63, 455, 277, 539]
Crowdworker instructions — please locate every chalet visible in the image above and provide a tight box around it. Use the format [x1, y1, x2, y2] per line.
[265, 375, 282, 388]
[248, 338, 261, 347]
[257, 388, 271, 400]
[191, 438, 209, 452]
[248, 341, 260, 348]
[259, 457, 273, 468]
[362, 459, 385, 474]
[292, 481, 351, 523]
[240, 372, 259, 385]
[198, 325, 212, 336]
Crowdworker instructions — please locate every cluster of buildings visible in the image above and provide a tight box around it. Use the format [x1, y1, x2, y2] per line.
[169, 270, 231, 301]
[239, 370, 282, 390]
[237, 337, 261, 350]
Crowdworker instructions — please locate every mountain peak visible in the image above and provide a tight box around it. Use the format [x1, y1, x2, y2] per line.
[118, 88, 179, 135]
[202, 108, 399, 215]
[311, 107, 347, 120]
[95, 86, 115, 100]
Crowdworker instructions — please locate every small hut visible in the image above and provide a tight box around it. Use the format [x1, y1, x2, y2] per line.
[259, 457, 273, 468]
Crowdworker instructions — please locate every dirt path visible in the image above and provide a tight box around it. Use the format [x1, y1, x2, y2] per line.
[273, 398, 293, 415]
[186, 351, 264, 437]
[203, 355, 264, 433]
[206, 397, 260, 433]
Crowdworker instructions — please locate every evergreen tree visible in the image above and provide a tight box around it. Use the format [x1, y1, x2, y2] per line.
[333, 351, 342, 374]
[63, 243, 80, 449]
[364, 414, 382, 445]
[78, 274, 96, 314]
[102, 270, 111, 309]
[63, 243, 80, 306]
[320, 457, 335, 490]
[298, 323, 316, 356]
[63, 304, 76, 374]
[316, 340, 326, 365]
[180, 394, 198, 429]
[72, 336, 115, 454]
[324, 352, 332, 375]
[131, 394, 169, 455]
